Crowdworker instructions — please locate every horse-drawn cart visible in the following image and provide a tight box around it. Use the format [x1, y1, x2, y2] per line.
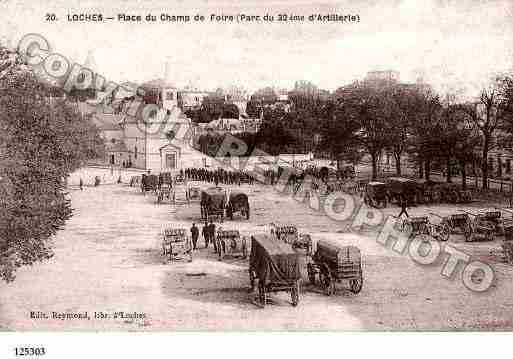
[307, 239, 363, 295]
[216, 229, 248, 260]
[226, 191, 250, 220]
[363, 181, 388, 208]
[200, 187, 226, 222]
[162, 228, 193, 262]
[185, 181, 202, 204]
[156, 172, 174, 203]
[249, 234, 301, 307]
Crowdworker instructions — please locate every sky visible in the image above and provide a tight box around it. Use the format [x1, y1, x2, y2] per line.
[1, 0, 513, 97]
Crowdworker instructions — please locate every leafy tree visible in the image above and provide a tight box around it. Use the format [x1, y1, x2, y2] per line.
[0, 49, 104, 282]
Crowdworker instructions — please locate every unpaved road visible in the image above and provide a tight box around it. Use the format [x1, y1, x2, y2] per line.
[1, 182, 513, 331]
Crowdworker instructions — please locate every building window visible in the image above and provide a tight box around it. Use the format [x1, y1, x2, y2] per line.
[111, 138, 116, 144]
[507, 159, 511, 174]
[166, 92, 174, 100]
[165, 153, 176, 169]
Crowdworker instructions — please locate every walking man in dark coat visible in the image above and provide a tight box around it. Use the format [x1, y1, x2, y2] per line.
[209, 220, 217, 252]
[190, 223, 199, 250]
[398, 194, 409, 218]
[202, 223, 208, 248]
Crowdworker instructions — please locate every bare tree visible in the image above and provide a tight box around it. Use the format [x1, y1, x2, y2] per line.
[459, 80, 506, 189]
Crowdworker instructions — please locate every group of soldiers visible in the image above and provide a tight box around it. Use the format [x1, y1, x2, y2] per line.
[184, 168, 255, 186]
[189, 221, 219, 251]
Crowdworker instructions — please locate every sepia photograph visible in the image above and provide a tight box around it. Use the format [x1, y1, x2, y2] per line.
[1, 0, 513, 351]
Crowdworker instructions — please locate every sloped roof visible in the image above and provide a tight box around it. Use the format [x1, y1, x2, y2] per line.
[92, 113, 124, 131]
[141, 78, 177, 89]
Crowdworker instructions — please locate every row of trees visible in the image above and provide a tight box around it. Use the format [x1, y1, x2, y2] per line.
[203, 76, 513, 190]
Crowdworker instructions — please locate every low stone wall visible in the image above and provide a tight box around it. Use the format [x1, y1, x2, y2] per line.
[67, 166, 146, 187]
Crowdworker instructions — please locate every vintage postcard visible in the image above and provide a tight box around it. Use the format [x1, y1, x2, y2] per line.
[1, 0, 513, 348]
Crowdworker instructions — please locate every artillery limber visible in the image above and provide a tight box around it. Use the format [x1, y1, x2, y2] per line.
[307, 239, 363, 296]
[459, 210, 495, 242]
[162, 228, 193, 262]
[270, 224, 298, 244]
[226, 191, 250, 220]
[430, 212, 472, 238]
[363, 181, 388, 208]
[401, 216, 450, 242]
[200, 187, 226, 223]
[129, 175, 141, 187]
[249, 234, 301, 307]
[216, 229, 248, 260]
[156, 172, 174, 203]
[401, 216, 429, 238]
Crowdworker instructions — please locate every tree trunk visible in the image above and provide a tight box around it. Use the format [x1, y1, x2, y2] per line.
[394, 152, 401, 176]
[482, 137, 490, 190]
[446, 157, 452, 183]
[424, 160, 431, 180]
[371, 152, 378, 180]
[460, 160, 467, 190]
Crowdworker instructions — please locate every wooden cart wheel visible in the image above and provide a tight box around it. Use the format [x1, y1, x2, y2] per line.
[258, 281, 266, 307]
[307, 263, 316, 284]
[291, 282, 300, 307]
[350, 276, 363, 294]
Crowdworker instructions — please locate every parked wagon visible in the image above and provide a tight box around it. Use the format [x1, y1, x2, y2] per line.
[216, 229, 247, 260]
[363, 181, 388, 208]
[386, 177, 418, 205]
[249, 234, 301, 307]
[185, 181, 202, 204]
[293, 233, 313, 255]
[129, 175, 141, 187]
[226, 191, 250, 220]
[401, 216, 450, 241]
[460, 210, 495, 242]
[200, 187, 226, 222]
[502, 225, 513, 264]
[141, 174, 159, 194]
[307, 239, 363, 296]
[430, 212, 472, 237]
[401, 216, 429, 238]
[162, 228, 193, 262]
[436, 183, 461, 204]
[413, 179, 440, 204]
[156, 172, 174, 203]
[270, 224, 298, 245]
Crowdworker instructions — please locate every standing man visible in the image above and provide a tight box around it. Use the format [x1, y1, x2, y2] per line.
[398, 194, 409, 218]
[202, 222, 209, 248]
[209, 220, 217, 252]
[190, 223, 199, 250]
